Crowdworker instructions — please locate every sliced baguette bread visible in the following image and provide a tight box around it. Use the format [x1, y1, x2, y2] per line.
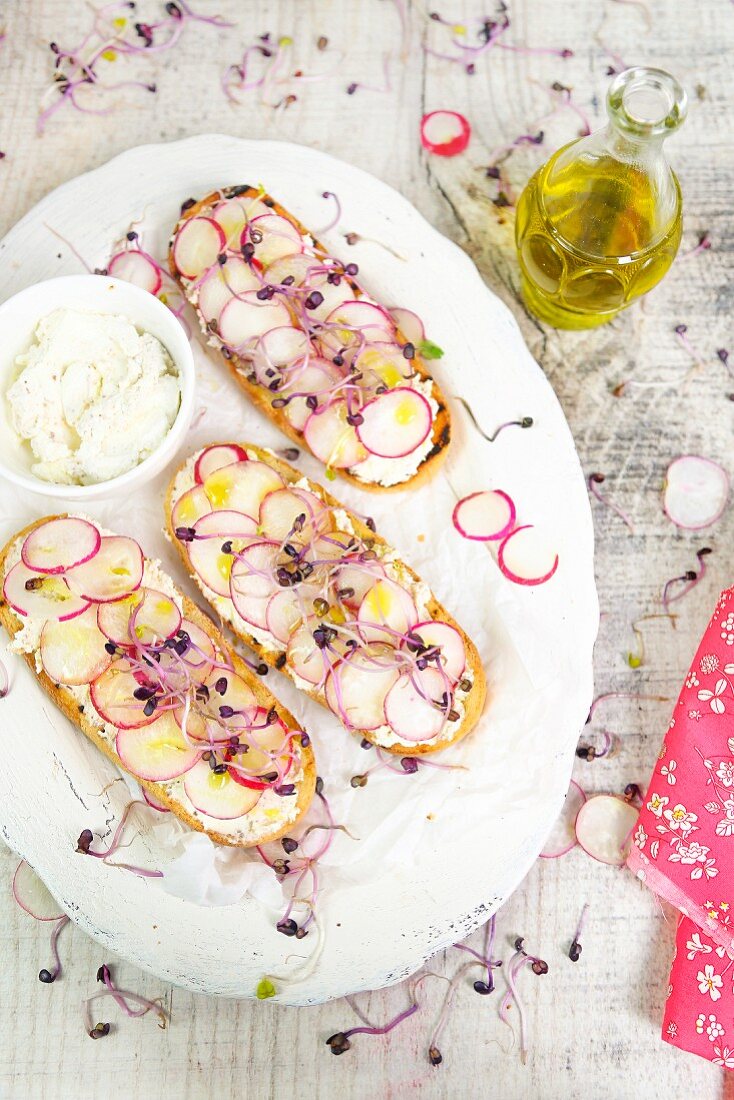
[0, 515, 316, 849]
[168, 186, 451, 492]
[167, 445, 487, 755]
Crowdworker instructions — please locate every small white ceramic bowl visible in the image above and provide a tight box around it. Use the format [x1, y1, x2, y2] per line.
[0, 274, 195, 500]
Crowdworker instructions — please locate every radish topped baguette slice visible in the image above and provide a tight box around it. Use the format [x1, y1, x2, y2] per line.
[0, 514, 317, 849]
[168, 186, 451, 491]
[168, 444, 487, 755]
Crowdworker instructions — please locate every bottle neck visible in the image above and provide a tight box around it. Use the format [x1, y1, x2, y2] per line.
[603, 122, 666, 165]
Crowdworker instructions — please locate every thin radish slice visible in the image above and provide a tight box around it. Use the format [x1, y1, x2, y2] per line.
[311, 531, 357, 563]
[320, 300, 395, 355]
[409, 620, 466, 682]
[107, 250, 162, 294]
[258, 486, 329, 542]
[202, 460, 284, 515]
[334, 560, 386, 611]
[22, 517, 101, 575]
[13, 861, 64, 921]
[229, 707, 292, 779]
[211, 197, 266, 245]
[3, 561, 90, 621]
[279, 358, 345, 431]
[40, 606, 112, 686]
[355, 343, 413, 389]
[303, 400, 369, 469]
[575, 794, 638, 866]
[129, 589, 181, 645]
[171, 485, 212, 531]
[245, 214, 304, 267]
[540, 780, 587, 858]
[663, 455, 730, 530]
[184, 759, 262, 820]
[384, 666, 450, 742]
[286, 620, 330, 686]
[188, 510, 258, 597]
[453, 490, 517, 542]
[197, 258, 261, 323]
[90, 659, 159, 730]
[356, 388, 433, 459]
[65, 536, 144, 603]
[173, 216, 225, 280]
[388, 307, 425, 346]
[421, 110, 471, 157]
[253, 327, 311, 383]
[143, 788, 171, 813]
[265, 587, 310, 644]
[265, 253, 319, 286]
[325, 646, 400, 730]
[97, 591, 143, 646]
[200, 671, 258, 736]
[194, 444, 249, 485]
[116, 712, 200, 781]
[358, 578, 418, 644]
[229, 541, 280, 628]
[218, 293, 291, 350]
[498, 525, 559, 587]
[177, 618, 216, 679]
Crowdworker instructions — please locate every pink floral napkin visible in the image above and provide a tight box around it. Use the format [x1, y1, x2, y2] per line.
[627, 586, 734, 1069]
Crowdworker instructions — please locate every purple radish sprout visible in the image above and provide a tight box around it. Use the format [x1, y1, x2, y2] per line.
[680, 232, 712, 260]
[450, 396, 534, 443]
[96, 963, 167, 1027]
[0, 657, 8, 698]
[674, 323, 706, 373]
[587, 472, 634, 532]
[315, 191, 342, 234]
[661, 548, 712, 614]
[38, 916, 70, 984]
[569, 903, 589, 961]
[327, 993, 420, 1054]
[500, 939, 548, 1063]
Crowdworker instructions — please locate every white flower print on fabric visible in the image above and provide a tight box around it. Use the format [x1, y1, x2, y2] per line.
[698, 679, 728, 714]
[700, 654, 720, 675]
[696, 1013, 725, 1041]
[697, 965, 723, 1001]
[647, 793, 669, 817]
[634, 825, 647, 849]
[686, 932, 713, 960]
[713, 1046, 734, 1068]
[686, 672, 700, 689]
[720, 611, 734, 646]
[688, 710, 703, 721]
[716, 761, 734, 788]
[661, 760, 677, 785]
[666, 1021, 678, 1038]
[663, 804, 698, 835]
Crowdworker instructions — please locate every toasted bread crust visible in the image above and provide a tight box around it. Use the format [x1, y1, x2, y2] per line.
[168, 186, 451, 492]
[167, 446, 487, 755]
[0, 516, 316, 849]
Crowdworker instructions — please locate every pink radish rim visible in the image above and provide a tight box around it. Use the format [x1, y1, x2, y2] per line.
[539, 780, 587, 859]
[497, 524, 559, 587]
[21, 518, 101, 575]
[452, 490, 517, 542]
[355, 387, 433, 459]
[663, 454, 730, 531]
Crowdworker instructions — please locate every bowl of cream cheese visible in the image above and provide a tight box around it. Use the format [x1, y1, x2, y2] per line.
[0, 275, 195, 499]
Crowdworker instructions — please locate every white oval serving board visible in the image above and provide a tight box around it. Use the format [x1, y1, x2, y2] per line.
[0, 135, 597, 1005]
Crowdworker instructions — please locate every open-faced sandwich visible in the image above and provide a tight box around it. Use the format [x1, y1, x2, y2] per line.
[168, 186, 451, 491]
[0, 516, 316, 847]
[167, 444, 486, 755]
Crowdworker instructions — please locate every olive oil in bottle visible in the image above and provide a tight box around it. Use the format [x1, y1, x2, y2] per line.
[515, 67, 687, 330]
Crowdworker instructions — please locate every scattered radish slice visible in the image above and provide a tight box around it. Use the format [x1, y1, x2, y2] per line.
[358, 578, 418, 643]
[383, 666, 449, 742]
[218, 293, 291, 349]
[107, 250, 162, 294]
[420, 110, 471, 157]
[356, 388, 433, 459]
[388, 307, 425, 346]
[303, 400, 368, 469]
[229, 541, 280, 628]
[194, 444, 249, 485]
[278, 357, 345, 431]
[540, 780, 587, 859]
[13, 860, 64, 921]
[173, 216, 226, 279]
[409, 620, 466, 682]
[116, 712, 200, 782]
[21, 517, 101, 575]
[452, 490, 516, 542]
[245, 214, 304, 267]
[143, 788, 171, 813]
[574, 794, 638, 866]
[286, 620, 330, 686]
[129, 589, 181, 645]
[265, 587, 311, 644]
[178, 618, 216, 680]
[320, 300, 395, 355]
[97, 591, 143, 646]
[258, 486, 328, 541]
[65, 536, 144, 603]
[252, 326, 311, 383]
[202, 460, 284, 515]
[497, 525, 559, 586]
[171, 485, 212, 530]
[3, 561, 90, 621]
[40, 606, 112, 685]
[184, 758, 262, 820]
[663, 455, 730, 530]
[325, 646, 400, 730]
[90, 658, 159, 730]
[197, 257, 260, 324]
[188, 509, 258, 597]
[334, 560, 386, 611]
[355, 343, 413, 389]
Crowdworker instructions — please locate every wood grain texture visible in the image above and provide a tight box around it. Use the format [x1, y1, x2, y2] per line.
[0, 0, 731, 1097]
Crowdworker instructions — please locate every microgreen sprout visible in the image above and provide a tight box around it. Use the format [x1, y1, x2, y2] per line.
[587, 472, 634, 533]
[661, 548, 712, 615]
[84, 963, 167, 1037]
[75, 801, 163, 878]
[499, 937, 548, 1063]
[568, 903, 589, 962]
[627, 612, 677, 669]
[450, 395, 534, 443]
[39, 915, 70, 983]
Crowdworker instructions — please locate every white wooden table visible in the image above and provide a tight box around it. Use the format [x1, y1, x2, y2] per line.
[1, 2, 732, 1097]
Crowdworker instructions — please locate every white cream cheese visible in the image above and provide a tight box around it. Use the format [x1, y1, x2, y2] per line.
[7, 309, 181, 485]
